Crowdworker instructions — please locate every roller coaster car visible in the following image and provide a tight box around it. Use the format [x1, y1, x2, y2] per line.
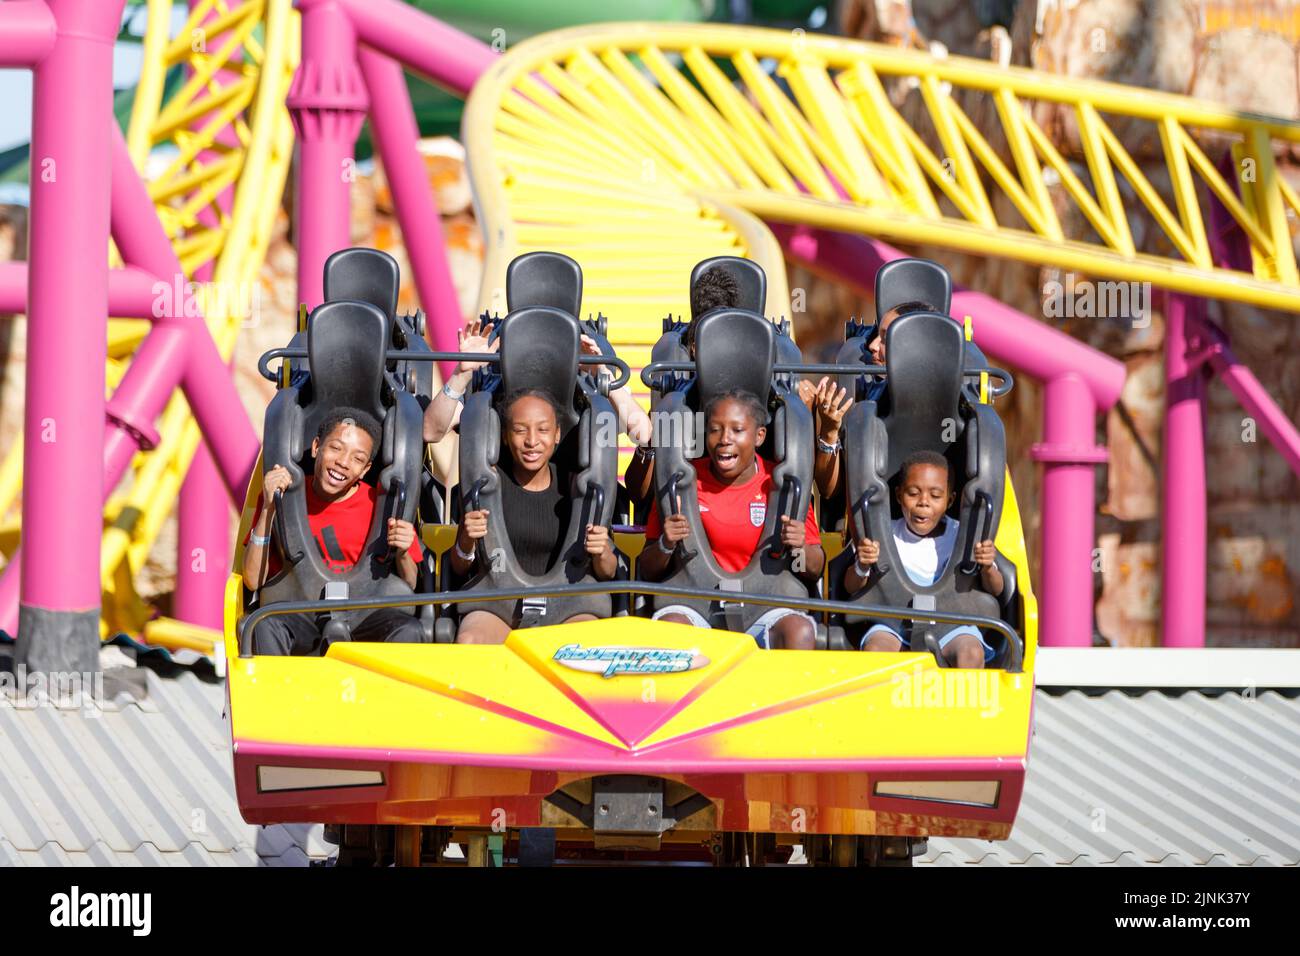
[225, 251, 1037, 867]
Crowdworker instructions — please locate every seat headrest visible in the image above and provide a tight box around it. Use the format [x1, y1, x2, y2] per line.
[323, 248, 400, 320]
[690, 256, 766, 316]
[883, 311, 964, 473]
[506, 251, 582, 317]
[875, 257, 952, 322]
[498, 305, 581, 430]
[304, 300, 389, 438]
[693, 308, 776, 411]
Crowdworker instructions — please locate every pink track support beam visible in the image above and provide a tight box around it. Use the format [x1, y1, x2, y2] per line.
[774, 224, 1117, 647]
[1161, 294, 1208, 647]
[774, 224, 1125, 408]
[1204, 337, 1300, 478]
[358, 48, 464, 376]
[105, 127, 259, 499]
[13, 0, 123, 669]
[1033, 375, 1107, 647]
[332, 0, 496, 97]
[176, 0, 240, 633]
[288, 0, 368, 309]
[0, 262, 163, 317]
[0, 0, 56, 67]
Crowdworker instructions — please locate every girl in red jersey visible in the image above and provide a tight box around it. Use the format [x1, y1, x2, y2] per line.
[639, 389, 825, 650]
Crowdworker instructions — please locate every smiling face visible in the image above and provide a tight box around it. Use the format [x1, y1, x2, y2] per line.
[896, 461, 956, 536]
[311, 423, 375, 499]
[504, 393, 560, 474]
[705, 396, 765, 482]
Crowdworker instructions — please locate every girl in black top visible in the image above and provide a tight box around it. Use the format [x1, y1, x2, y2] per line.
[449, 388, 617, 643]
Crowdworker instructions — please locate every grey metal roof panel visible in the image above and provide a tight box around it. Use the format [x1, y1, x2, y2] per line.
[923, 689, 1300, 866]
[2, 663, 1297, 867]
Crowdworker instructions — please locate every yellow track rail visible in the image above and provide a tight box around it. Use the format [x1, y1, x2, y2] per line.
[0, 0, 298, 655]
[465, 23, 1300, 366]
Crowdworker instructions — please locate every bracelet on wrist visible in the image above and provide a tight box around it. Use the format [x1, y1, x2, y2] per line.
[817, 437, 841, 455]
[656, 534, 675, 555]
[853, 558, 873, 579]
[249, 531, 271, 547]
[453, 540, 476, 562]
[442, 382, 466, 404]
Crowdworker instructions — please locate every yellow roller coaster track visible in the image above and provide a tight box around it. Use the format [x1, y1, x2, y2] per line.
[464, 22, 1300, 410]
[0, 0, 298, 656]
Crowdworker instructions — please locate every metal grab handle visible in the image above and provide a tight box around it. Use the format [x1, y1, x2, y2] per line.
[768, 475, 803, 559]
[383, 479, 407, 563]
[581, 484, 606, 565]
[637, 360, 1012, 397]
[957, 491, 994, 576]
[665, 470, 697, 560]
[465, 475, 489, 514]
[239, 581, 1025, 670]
[459, 476, 491, 567]
[271, 488, 303, 566]
[854, 486, 890, 577]
[258, 348, 631, 390]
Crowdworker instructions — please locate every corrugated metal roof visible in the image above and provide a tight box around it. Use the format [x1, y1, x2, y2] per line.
[0, 659, 328, 867]
[1, 656, 1297, 867]
[923, 689, 1300, 866]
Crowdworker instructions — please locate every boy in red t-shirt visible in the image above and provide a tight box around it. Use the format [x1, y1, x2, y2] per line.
[243, 407, 425, 655]
[639, 389, 825, 649]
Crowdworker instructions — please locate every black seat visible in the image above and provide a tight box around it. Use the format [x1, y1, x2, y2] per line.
[649, 256, 770, 407]
[645, 303, 815, 632]
[323, 247, 441, 521]
[832, 308, 1019, 665]
[507, 250, 583, 316]
[452, 286, 620, 628]
[257, 299, 427, 636]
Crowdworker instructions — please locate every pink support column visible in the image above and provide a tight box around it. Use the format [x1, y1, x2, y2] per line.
[15, 0, 124, 670]
[358, 48, 463, 376]
[1031, 375, 1108, 647]
[105, 128, 259, 499]
[1161, 294, 1207, 647]
[288, 0, 367, 309]
[176, 0, 240, 632]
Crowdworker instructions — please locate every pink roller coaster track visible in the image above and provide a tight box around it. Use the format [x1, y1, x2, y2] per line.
[3, 0, 1298, 668]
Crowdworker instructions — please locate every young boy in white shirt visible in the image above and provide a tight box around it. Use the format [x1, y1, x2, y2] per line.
[843, 450, 1003, 669]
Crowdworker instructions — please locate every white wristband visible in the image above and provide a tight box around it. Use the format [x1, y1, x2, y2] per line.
[249, 531, 271, 547]
[656, 534, 675, 555]
[854, 558, 873, 579]
[453, 541, 476, 562]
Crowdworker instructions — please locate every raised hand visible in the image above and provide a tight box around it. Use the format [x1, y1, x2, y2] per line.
[856, 537, 880, 568]
[814, 376, 853, 439]
[456, 319, 499, 374]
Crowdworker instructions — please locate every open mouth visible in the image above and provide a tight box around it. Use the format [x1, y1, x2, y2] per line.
[325, 467, 348, 485]
[714, 450, 739, 468]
